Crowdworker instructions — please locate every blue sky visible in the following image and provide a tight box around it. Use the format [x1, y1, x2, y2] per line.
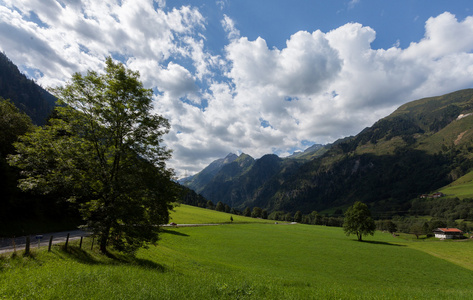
[1, 0, 473, 177]
[175, 1, 473, 50]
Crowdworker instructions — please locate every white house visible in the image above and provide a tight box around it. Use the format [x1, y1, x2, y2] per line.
[433, 228, 464, 239]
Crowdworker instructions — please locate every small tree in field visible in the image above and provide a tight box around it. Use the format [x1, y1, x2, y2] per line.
[8, 58, 176, 254]
[343, 201, 376, 241]
[410, 223, 424, 239]
[386, 220, 397, 234]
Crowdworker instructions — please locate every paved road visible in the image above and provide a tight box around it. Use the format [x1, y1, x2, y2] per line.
[0, 224, 219, 254]
[162, 223, 220, 227]
[0, 230, 89, 254]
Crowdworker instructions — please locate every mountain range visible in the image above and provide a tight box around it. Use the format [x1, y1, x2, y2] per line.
[180, 89, 473, 217]
[2, 51, 473, 219]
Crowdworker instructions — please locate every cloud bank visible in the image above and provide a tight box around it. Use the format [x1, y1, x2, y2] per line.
[1, 1, 473, 177]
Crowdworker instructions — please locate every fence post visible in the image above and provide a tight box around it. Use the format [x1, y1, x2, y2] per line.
[65, 233, 70, 251]
[36, 235, 43, 249]
[91, 237, 94, 250]
[79, 236, 83, 249]
[12, 237, 16, 252]
[48, 236, 53, 252]
[25, 236, 30, 255]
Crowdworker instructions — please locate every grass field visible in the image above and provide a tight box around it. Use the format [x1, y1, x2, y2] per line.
[1, 205, 473, 299]
[440, 170, 473, 199]
[169, 204, 274, 224]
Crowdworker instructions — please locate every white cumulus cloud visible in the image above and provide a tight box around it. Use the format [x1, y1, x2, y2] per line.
[1, 2, 473, 178]
[164, 12, 473, 176]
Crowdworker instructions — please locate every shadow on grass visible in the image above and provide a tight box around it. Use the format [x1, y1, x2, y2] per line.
[106, 251, 166, 271]
[58, 246, 101, 264]
[127, 257, 165, 272]
[161, 229, 189, 237]
[54, 245, 166, 272]
[360, 240, 406, 247]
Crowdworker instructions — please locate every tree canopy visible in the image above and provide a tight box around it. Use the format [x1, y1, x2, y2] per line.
[343, 201, 376, 241]
[0, 98, 34, 157]
[0, 98, 34, 223]
[215, 201, 225, 212]
[8, 58, 177, 254]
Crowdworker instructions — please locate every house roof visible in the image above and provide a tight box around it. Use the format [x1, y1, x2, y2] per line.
[435, 228, 463, 233]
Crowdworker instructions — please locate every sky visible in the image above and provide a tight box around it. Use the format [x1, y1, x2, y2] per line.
[2, 0, 473, 178]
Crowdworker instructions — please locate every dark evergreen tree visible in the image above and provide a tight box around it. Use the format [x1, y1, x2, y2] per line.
[262, 209, 268, 219]
[294, 211, 303, 223]
[251, 207, 262, 218]
[243, 207, 251, 217]
[207, 200, 215, 210]
[285, 212, 293, 222]
[215, 201, 225, 212]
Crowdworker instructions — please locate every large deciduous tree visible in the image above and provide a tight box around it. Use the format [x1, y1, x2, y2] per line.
[343, 201, 376, 241]
[8, 58, 176, 254]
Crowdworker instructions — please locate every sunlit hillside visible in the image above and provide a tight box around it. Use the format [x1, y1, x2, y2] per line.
[169, 204, 274, 224]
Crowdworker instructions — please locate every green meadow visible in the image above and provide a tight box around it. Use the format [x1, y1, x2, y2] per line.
[169, 204, 274, 224]
[1, 205, 473, 299]
[440, 170, 473, 199]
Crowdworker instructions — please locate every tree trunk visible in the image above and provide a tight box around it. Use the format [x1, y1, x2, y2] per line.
[357, 233, 362, 241]
[99, 235, 108, 253]
[99, 226, 111, 254]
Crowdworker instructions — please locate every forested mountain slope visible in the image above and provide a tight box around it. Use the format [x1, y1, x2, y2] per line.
[183, 89, 473, 217]
[0, 52, 55, 125]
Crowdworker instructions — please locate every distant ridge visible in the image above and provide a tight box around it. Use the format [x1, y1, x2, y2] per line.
[288, 143, 326, 159]
[178, 153, 240, 193]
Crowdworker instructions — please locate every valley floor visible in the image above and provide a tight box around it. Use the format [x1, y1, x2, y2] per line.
[2, 222, 473, 299]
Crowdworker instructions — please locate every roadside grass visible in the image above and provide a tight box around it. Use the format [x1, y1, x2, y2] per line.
[2, 223, 473, 299]
[169, 204, 274, 224]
